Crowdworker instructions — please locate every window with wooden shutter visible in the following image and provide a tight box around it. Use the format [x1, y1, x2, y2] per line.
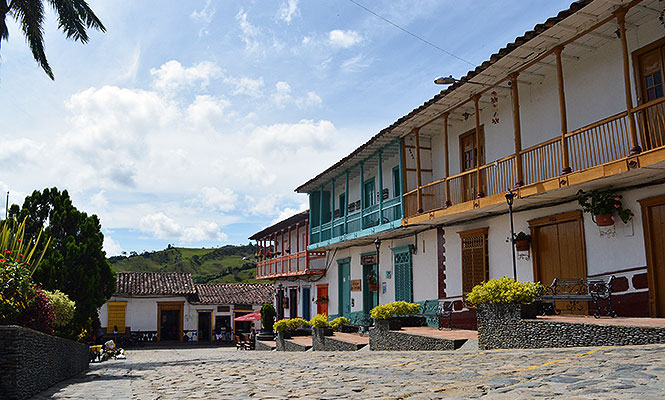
[107, 302, 127, 334]
[392, 247, 413, 302]
[458, 228, 489, 294]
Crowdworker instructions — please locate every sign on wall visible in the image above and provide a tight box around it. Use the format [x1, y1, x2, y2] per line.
[361, 254, 377, 265]
[350, 279, 362, 292]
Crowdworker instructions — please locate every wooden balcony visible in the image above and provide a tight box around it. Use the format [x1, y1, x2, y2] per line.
[403, 97, 665, 222]
[256, 250, 326, 280]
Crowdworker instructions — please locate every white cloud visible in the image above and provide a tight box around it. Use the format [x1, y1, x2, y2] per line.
[270, 203, 308, 225]
[271, 82, 322, 109]
[224, 76, 264, 97]
[302, 36, 312, 45]
[150, 60, 222, 93]
[278, 0, 300, 23]
[236, 9, 260, 52]
[103, 234, 123, 256]
[296, 91, 322, 108]
[0, 137, 42, 165]
[182, 221, 228, 242]
[249, 119, 334, 151]
[186, 95, 231, 127]
[191, 0, 215, 24]
[139, 212, 227, 243]
[341, 54, 372, 72]
[328, 30, 363, 48]
[91, 190, 109, 209]
[195, 187, 237, 212]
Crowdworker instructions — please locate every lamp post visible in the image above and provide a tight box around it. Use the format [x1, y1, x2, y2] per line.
[505, 190, 518, 281]
[434, 75, 511, 89]
[374, 238, 381, 306]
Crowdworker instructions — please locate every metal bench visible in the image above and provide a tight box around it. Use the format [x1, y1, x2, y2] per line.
[420, 300, 454, 329]
[539, 276, 616, 318]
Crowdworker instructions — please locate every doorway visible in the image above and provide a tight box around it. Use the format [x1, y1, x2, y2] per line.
[633, 38, 665, 150]
[302, 287, 311, 320]
[639, 194, 665, 317]
[316, 284, 329, 316]
[197, 311, 212, 342]
[338, 259, 351, 316]
[362, 263, 378, 314]
[529, 211, 587, 315]
[157, 302, 184, 342]
[289, 288, 298, 319]
[459, 127, 485, 202]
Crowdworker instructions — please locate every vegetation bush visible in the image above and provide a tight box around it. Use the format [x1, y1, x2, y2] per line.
[274, 319, 289, 332]
[0, 260, 36, 323]
[43, 289, 75, 328]
[287, 318, 310, 330]
[370, 301, 420, 320]
[260, 303, 276, 332]
[309, 314, 330, 328]
[16, 288, 56, 334]
[465, 277, 545, 306]
[330, 316, 350, 331]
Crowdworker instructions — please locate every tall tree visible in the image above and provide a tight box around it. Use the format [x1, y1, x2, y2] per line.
[0, 0, 105, 79]
[10, 188, 115, 333]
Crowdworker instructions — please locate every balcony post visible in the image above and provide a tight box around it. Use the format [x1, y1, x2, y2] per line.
[399, 136, 407, 216]
[378, 150, 384, 224]
[281, 229, 285, 273]
[473, 94, 485, 198]
[443, 112, 451, 206]
[296, 223, 300, 271]
[554, 46, 572, 174]
[510, 73, 524, 187]
[287, 226, 292, 272]
[617, 9, 641, 155]
[360, 162, 365, 228]
[415, 128, 423, 212]
[344, 171, 349, 234]
[330, 178, 335, 239]
[318, 186, 323, 237]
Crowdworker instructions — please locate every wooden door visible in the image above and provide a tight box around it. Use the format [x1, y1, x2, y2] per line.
[197, 311, 212, 342]
[316, 284, 329, 316]
[530, 211, 587, 315]
[393, 249, 413, 302]
[338, 261, 351, 316]
[302, 287, 311, 320]
[289, 288, 298, 319]
[639, 194, 665, 317]
[362, 264, 378, 314]
[634, 39, 665, 150]
[459, 128, 485, 202]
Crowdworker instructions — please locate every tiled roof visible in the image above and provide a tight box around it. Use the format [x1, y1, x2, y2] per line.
[115, 272, 196, 296]
[193, 283, 273, 305]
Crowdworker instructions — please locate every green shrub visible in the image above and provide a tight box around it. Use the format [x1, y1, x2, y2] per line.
[260, 303, 276, 332]
[43, 289, 75, 328]
[330, 316, 350, 331]
[0, 260, 35, 323]
[465, 277, 545, 306]
[310, 314, 330, 328]
[274, 319, 289, 332]
[287, 318, 310, 330]
[370, 301, 420, 320]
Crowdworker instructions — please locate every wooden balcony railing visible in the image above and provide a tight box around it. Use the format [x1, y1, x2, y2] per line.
[256, 250, 326, 279]
[403, 97, 665, 219]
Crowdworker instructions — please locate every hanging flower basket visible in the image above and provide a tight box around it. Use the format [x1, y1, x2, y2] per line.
[515, 239, 531, 251]
[593, 213, 615, 227]
[368, 283, 379, 292]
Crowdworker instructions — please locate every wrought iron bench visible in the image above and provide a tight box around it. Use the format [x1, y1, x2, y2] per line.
[539, 276, 616, 318]
[420, 300, 454, 329]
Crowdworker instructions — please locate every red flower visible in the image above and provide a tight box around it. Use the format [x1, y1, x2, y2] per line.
[614, 204, 620, 208]
[18, 254, 24, 257]
[4, 250, 10, 254]
[16, 239, 22, 242]
[614, 197, 621, 201]
[0, 259, 4, 262]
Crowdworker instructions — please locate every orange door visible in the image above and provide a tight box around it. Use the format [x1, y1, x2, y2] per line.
[316, 284, 329, 316]
[640, 195, 665, 316]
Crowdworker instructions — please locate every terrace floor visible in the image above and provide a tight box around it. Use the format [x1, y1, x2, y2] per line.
[535, 315, 665, 328]
[400, 326, 479, 341]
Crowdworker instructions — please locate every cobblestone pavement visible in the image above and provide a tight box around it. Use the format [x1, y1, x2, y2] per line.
[33, 344, 665, 399]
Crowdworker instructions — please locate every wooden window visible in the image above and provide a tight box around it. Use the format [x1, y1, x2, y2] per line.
[363, 178, 375, 208]
[107, 302, 127, 334]
[393, 248, 413, 302]
[338, 193, 345, 217]
[458, 228, 489, 294]
[634, 38, 665, 104]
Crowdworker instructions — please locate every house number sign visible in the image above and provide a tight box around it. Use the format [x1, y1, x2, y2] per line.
[350, 279, 362, 292]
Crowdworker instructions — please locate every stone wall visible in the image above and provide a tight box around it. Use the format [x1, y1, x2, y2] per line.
[312, 328, 363, 351]
[477, 303, 665, 350]
[255, 340, 275, 351]
[275, 333, 310, 351]
[0, 325, 89, 400]
[369, 320, 463, 351]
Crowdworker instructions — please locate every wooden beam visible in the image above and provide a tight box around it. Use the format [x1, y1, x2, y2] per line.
[443, 113, 451, 206]
[617, 9, 641, 155]
[415, 128, 423, 212]
[344, 171, 349, 234]
[510, 72, 524, 186]
[555, 46, 572, 174]
[473, 95, 484, 198]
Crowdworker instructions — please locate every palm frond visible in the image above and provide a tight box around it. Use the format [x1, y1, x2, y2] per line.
[1, 0, 9, 42]
[47, 0, 88, 42]
[9, 0, 54, 79]
[71, 0, 104, 32]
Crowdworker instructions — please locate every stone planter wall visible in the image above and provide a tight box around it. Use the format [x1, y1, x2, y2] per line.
[0, 325, 89, 400]
[477, 303, 665, 350]
[369, 319, 463, 351]
[275, 332, 310, 351]
[312, 328, 363, 351]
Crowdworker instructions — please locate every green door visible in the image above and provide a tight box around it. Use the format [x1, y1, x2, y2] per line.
[363, 264, 378, 314]
[393, 248, 413, 302]
[338, 261, 351, 316]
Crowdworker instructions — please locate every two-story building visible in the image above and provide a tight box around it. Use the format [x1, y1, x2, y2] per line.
[294, 0, 665, 327]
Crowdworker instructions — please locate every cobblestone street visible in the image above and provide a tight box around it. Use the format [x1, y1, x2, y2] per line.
[33, 344, 665, 399]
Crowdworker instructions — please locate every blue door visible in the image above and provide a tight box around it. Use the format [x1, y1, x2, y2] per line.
[393, 248, 413, 302]
[302, 287, 311, 320]
[338, 261, 351, 316]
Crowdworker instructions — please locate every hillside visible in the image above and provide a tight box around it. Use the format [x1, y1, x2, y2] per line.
[108, 245, 269, 284]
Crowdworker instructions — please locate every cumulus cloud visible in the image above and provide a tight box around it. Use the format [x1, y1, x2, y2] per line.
[328, 30, 363, 48]
[270, 203, 308, 225]
[278, 0, 300, 23]
[0, 138, 43, 166]
[224, 76, 264, 97]
[249, 119, 334, 151]
[191, 0, 215, 24]
[236, 9, 261, 52]
[186, 95, 231, 127]
[195, 187, 237, 212]
[139, 212, 227, 243]
[103, 234, 123, 256]
[271, 81, 322, 109]
[150, 60, 222, 93]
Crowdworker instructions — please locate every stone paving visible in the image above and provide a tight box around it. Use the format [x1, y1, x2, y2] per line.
[32, 344, 665, 399]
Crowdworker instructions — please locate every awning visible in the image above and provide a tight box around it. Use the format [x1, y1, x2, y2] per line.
[234, 310, 261, 321]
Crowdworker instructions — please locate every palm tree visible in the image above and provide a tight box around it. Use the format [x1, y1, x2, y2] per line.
[0, 0, 105, 80]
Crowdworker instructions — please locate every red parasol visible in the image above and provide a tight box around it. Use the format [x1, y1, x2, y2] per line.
[234, 310, 261, 321]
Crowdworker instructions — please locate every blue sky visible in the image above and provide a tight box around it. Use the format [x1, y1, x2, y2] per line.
[0, 0, 571, 255]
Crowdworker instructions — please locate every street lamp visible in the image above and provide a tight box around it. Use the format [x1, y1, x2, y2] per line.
[434, 75, 511, 89]
[505, 190, 518, 281]
[374, 238, 381, 306]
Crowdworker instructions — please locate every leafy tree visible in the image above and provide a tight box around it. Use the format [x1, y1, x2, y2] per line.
[0, 0, 105, 79]
[9, 188, 115, 334]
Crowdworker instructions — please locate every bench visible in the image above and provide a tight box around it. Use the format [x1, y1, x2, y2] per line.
[420, 300, 454, 330]
[539, 276, 616, 318]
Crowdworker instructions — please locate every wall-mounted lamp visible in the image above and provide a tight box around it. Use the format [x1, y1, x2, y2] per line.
[435, 75, 510, 89]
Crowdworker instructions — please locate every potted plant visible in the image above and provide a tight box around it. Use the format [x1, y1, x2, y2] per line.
[512, 232, 531, 251]
[465, 277, 546, 320]
[258, 303, 276, 340]
[330, 316, 350, 332]
[315, 296, 329, 304]
[370, 301, 420, 331]
[366, 269, 378, 292]
[576, 189, 633, 226]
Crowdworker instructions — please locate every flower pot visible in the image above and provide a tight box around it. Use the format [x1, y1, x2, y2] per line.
[514, 239, 530, 251]
[594, 214, 615, 226]
[368, 283, 378, 292]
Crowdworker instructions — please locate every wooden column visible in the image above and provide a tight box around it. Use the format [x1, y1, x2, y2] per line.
[378, 150, 384, 224]
[330, 178, 335, 239]
[281, 229, 285, 273]
[443, 113, 451, 206]
[617, 9, 641, 155]
[510, 72, 524, 186]
[296, 223, 300, 271]
[473, 95, 484, 198]
[414, 128, 423, 212]
[360, 162, 365, 228]
[399, 137, 407, 216]
[287, 226, 292, 272]
[554, 46, 572, 174]
[344, 171, 349, 234]
[318, 186, 323, 234]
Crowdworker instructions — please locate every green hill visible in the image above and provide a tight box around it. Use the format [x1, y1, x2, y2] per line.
[108, 245, 269, 284]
